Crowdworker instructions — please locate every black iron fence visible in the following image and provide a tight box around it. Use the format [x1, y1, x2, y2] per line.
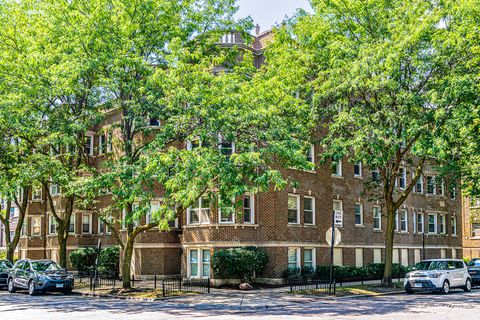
[75, 274, 210, 296]
[288, 279, 336, 294]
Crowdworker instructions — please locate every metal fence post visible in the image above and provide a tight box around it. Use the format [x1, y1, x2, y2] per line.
[207, 278, 210, 293]
[131, 274, 134, 288]
[178, 278, 182, 293]
[90, 276, 93, 291]
[154, 275, 157, 290]
[162, 280, 165, 297]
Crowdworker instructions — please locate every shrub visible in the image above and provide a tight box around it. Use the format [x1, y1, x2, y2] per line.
[69, 246, 120, 276]
[212, 247, 268, 282]
[0, 249, 6, 261]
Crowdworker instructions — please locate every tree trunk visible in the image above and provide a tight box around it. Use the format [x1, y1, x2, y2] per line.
[57, 227, 68, 268]
[6, 244, 14, 263]
[122, 238, 134, 289]
[382, 207, 395, 285]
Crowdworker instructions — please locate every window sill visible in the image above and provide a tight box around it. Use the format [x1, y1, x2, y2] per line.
[373, 229, 382, 232]
[304, 224, 317, 228]
[355, 224, 364, 228]
[289, 167, 316, 174]
[287, 223, 302, 227]
[183, 223, 259, 229]
[331, 174, 343, 179]
[354, 175, 363, 179]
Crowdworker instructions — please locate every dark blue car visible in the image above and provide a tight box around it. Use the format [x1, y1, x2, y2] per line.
[0, 260, 13, 288]
[8, 259, 74, 295]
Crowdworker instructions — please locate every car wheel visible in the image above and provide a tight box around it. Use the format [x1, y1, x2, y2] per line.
[440, 280, 450, 294]
[405, 289, 414, 294]
[63, 288, 72, 295]
[28, 281, 37, 296]
[7, 279, 16, 293]
[464, 278, 472, 292]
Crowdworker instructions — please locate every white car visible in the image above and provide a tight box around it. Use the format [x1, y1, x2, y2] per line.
[404, 259, 472, 294]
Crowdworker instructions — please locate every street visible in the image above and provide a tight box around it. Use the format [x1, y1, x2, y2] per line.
[0, 288, 479, 319]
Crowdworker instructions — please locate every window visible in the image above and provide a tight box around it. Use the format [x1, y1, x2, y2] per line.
[243, 195, 254, 224]
[82, 214, 92, 234]
[354, 203, 363, 226]
[21, 221, 27, 236]
[219, 140, 235, 157]
[371, 168, 380, 181]
[451, 215, 457, 236]
[32, 187, 42, 201]
[9, 207, 16, 217]
[436, 178, 444, 196]
[428, 213, 437, 234]
[303, 248, 315, 268]
[472, 223, 480, 238]
[354, 162, 362, 177]
[98, 218, 107, 234]
[50, 183, 60, 196]
[303, 196, 315, 225]
[188, 249, 210, 278]
[99, 134, 106, 155]
[188, 197, 210, 225]
[414, 175, 423, 193]
[149, 117, 160, 127]
[107, 133, 113, 153]
[439, 214, 446, 234]
[69, 214, 75, 233]
[306, 144, 315, 165]
[48, 215, 57, 235]
[85, 135, 94, 156]
[394, 211, 399, 231]
[398, 167, 406, 189]
[450, 185, 456, 200]
[332, 158, 342, 176]
[417, 213, 424, 234]
[32, 217, 41, 236]
[355, 248, 364, 267]
[288, 194, 300, 224]
[373, 206, 381, 230]
[427, 176, 435, 194]
[288, 248, 300, 269]
[400, 209, 408, 232]
[219, 198, 235, 224]
[333, 200, 343, 227]
[187, 138, 201, 151]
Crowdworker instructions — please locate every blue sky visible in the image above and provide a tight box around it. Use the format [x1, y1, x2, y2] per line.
[235, 0, 312, 31]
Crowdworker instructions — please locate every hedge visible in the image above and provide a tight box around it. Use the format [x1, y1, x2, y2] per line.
[69, 246, 120, 276]
[211, 247, 268, 282]
[283, 263, 413, 282]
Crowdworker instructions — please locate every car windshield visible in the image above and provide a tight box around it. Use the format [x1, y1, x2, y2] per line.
[31, 261, 62, 272]
[467, 259, 480, 267]
[0, 260, 12, 269]
[415, 261, 448, 271]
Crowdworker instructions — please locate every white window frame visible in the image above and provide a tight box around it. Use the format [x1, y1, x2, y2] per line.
[371, 168, 380, 181]
[450, 186, 457, 200]
[400, 209, 408, 233]
[417, 212, 424, 234]
[398, 167, 407, 190]
[48, 214, 57, 235]
[373, 206, 381, 231]
[288, 247, 301, 269]
[428, 213, 437, 234]
[50, 183, 60, 196]
[306, 144, 315, 165]
[451, 214, 457, 236]
[439, 214, 446, 234]
[187, 248, 211, 279]
[414, 174, 423, 193]
[186, 137, 201, 151]
[354, 202, 363, 226]
[287, 194, 300, 225]
[394, 210, 399, 231]
[426, 176, 436, 195]
[31, 217, 41, 237]
[354, 161, 362, 178]
[187, 197, 211, 225]
[82, 213, 92, 234]
[243, 194, 254, 224]
[99, 134, 106, 155]
[107, 133, 113, 153]
[303, 196, 315, 225]
[85, 134, 94, 156]
[69, 214, 75, 234]
[32, 187, 42, 201]
[219, 198, 235, 224]
[98, 217, 108, 235]
[303, 248, 316, 268]
[332, 158, 342, 177]
[218, 135, 235, 157]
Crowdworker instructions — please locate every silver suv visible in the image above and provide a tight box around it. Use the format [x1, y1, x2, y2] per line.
[404, 259, 472, 294]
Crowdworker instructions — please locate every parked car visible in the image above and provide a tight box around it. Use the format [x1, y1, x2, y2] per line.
[8, 259, 74, 295]
[0, 260, 13, 288]
[467, 258, 480, 286]
[404, 259, 471, 294]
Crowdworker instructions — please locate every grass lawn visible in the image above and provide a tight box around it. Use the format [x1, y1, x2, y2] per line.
[291, 282, 404, 297]
[84, 288, 202, 299]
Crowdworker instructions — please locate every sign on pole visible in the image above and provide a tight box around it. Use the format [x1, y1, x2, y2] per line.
[326, 227, 341, 247]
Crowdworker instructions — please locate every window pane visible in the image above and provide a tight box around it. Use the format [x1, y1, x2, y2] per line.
[243, 196, 252, 223]
[355, 204, 362, 225]
[288, 196, 298, 223]
[304, 198, 314, 224]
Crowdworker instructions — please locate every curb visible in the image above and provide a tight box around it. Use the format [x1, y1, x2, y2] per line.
[76, 290, 168, 302]
[330, 290, 404, 300]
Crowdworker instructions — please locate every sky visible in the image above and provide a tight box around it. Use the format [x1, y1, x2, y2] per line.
[235, 0, 312, 32]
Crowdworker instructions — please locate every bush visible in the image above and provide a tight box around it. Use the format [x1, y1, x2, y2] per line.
[283, 263, 413, 282]
[212, 247, 268, 282]
[69, 246, 120, 276]
[0, 249, 6, 261]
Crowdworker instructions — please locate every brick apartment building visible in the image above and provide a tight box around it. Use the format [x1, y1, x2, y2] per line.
[0, 201, 19, 251]
[463, 199, 480, 259]
[13, 30, 464, 284]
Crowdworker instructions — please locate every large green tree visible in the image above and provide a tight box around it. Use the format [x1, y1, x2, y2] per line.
[265, 0, 480, 284]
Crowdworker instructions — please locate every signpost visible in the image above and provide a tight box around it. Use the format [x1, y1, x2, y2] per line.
[327, 211, 342, 293]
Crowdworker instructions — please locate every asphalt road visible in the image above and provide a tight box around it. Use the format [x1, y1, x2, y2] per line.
[0, 287, 479, 319]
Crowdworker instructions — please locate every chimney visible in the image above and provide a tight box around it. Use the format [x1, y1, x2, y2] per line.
[255, 24, 260, 36]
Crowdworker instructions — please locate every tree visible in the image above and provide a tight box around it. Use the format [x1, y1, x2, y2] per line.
[265, 0, 479, 284]
[0, 0, 106, 267]
[73, 0, 314, 289]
